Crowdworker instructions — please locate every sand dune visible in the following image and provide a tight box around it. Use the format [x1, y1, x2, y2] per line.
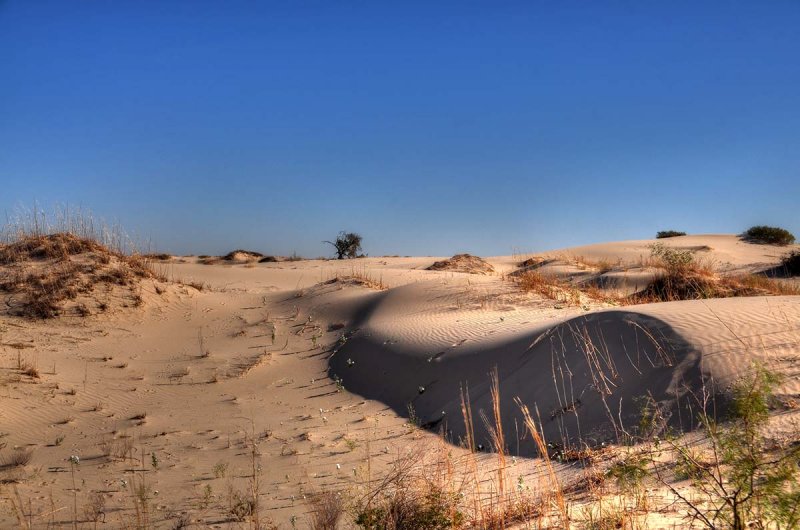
[1, 233, 798, 527]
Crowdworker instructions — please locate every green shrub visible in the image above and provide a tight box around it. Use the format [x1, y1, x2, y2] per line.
[324, 232, 363, 259]
[782, 250, 800, 276]
[648, 243, 695, 273]
[354, 487, 463, 530]
[667, 365, 800, 530]
[656, 230, 686, 239]
[743, 225, 796, 246]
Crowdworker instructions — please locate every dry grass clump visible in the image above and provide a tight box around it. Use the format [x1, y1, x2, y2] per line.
[428, 254, 494, 275]
[0, 233, 161, 318]
[142, 252, 171, 261]
[513, 270, 582, 305]
[512, 243, 797, 305]
[1, 448, 33, 469]
[222, 249, 263, 261]
[0, 232, 104, 264]
[308, 491, 345, 530]
[629, 244, 799, 303]
[323, 265, 387, 290]
[352, 451, 465, 529]
[326, 271, 386, 290]
[518, 256, 546, 268]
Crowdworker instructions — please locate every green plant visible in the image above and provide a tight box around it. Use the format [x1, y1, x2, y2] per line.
[355, 486, 464, 530]
[213, 461, 228, 478]
[324, 232, 363, 260]
[743, 225, 796, 246]
[656, 230, 686, 239]
[657, 365, 800, 529]
[781, 250, 800, 276]
[606, 455, 648, 491]
[648, 243, 694, 272]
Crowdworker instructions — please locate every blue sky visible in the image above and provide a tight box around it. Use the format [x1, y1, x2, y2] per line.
[2, 1, 798, 257]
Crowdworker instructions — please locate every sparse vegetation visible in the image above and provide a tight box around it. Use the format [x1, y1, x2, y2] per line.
[656, 230, 686, 238]
[1, 448, 33, 469]
[781, 250, 800, 276]
[324, 232, 363, 260]
[655, 365, 800, 529]
[427, 254, 494, 275]
[743, 225, 796, 246]
[630, 243, 799, 302]
[222, 249, 264, 261]
[309, 491, 344, 530]
[513, 269, 582, 305]
[0, 208, 164, 318]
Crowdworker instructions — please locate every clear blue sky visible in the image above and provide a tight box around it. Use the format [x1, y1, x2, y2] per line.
[2, 1, 798, 257]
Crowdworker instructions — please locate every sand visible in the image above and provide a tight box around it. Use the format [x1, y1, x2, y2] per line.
[1, 234, 798, 527]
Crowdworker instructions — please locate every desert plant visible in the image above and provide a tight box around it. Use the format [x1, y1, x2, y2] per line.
[656, 230, 687, 239]
[324, 232, 363, 260]
[354, 486, 463, 530]
[656, 365, 800, 529]
[743, 225, 796, 246]
[648, 243, 695, 273]
[1, 448, 33, 469]
[781, 250, 800, 276]
[309, 491, 344, 530]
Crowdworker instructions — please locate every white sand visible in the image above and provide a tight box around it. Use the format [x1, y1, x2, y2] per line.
[1, 234, 798, 527]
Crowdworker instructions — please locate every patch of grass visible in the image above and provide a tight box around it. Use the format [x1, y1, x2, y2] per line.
[354, 485, 464, 530]
[743, 225, 796, 246]
[0, 229, 161, 318]
[513, 270, 581, 305]
[626, 243, 799, 302]
[327, 267, 386, 290]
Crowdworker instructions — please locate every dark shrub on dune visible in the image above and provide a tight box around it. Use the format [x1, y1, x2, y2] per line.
[743, 226, 795, 246]
[782, 251, 800, 276]
[656, 230, 686, 239]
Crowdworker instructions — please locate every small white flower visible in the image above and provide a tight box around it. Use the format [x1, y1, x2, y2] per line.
[336, 463, 341, 470]
[68, 455, 80, 465]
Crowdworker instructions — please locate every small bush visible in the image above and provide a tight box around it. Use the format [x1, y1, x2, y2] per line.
[309, 491, 344, 530]
[743, 225, 796, 246]
[2, 448, 33, 469]
[656, 230, 686, 239]
[649, 243, 695, 273]
[782, 250, 800, 276]
[355, 487, 463, 530]
[665, 365, 800, 530]
[324, 232, 363, 260]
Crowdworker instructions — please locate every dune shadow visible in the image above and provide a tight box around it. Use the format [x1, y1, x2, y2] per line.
[330, 309, 715, 457]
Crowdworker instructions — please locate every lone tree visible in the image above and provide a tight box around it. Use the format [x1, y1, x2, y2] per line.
[324, 232, 363, 259]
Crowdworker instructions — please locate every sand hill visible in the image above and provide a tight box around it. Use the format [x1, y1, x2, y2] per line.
[1, 233, 798, 528]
